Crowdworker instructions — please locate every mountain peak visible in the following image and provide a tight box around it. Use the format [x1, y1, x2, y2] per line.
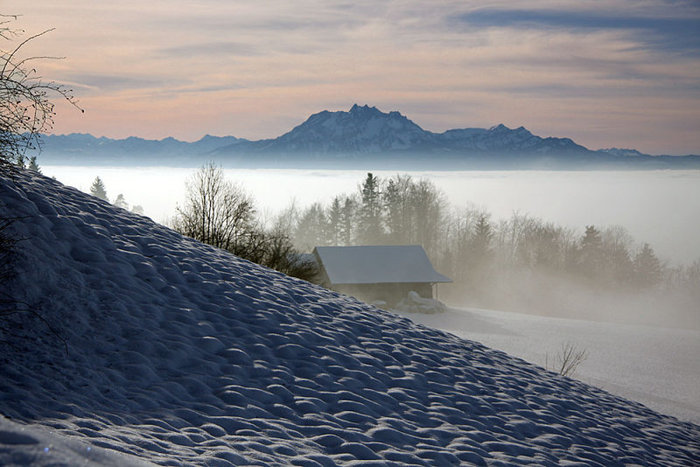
[489, 123, 510, 132]
[349, 103, 379, 113]
[266, 104, 431, 153]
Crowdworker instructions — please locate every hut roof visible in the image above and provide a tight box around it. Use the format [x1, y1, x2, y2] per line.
[313, 245, 451, 285]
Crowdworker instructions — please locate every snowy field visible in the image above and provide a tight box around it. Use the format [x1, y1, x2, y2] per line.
[394, 307, 700, 425]
[42, 166, 700, 265]
[1, 171, 698, 465]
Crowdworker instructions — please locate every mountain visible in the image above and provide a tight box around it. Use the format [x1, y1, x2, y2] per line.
[2, 169, 698, 465]
[36, 133, 244, 166]
[249, 104, 436, 153]
[34, 105, 700, 169]
[213, 105, 594, 165]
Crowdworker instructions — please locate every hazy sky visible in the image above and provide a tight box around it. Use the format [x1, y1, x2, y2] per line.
[5, 0, 700, 154]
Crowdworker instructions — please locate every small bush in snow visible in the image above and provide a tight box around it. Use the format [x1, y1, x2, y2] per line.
[546, 342, 588, 378]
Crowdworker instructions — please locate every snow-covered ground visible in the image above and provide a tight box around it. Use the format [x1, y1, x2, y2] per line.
[395, 306, 700, 425]
[1, 170, 698, 465]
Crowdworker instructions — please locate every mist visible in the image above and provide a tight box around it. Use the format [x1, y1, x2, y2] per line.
[274, 172, 699, 331]
[445, 266, 699, 331]
[42, 166, 700, 266]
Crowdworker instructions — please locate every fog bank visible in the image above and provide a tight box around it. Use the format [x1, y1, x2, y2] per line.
[42, 167, 700, 266]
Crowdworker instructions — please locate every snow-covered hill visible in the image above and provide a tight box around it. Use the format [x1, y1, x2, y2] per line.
[395, 307, 700, 425]
[1, 170, 698, 465]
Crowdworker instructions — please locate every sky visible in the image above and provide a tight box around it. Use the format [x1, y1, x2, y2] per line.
[3, 0, 700, 154]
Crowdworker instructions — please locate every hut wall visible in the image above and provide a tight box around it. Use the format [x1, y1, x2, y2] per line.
[334, 282, 432, 306]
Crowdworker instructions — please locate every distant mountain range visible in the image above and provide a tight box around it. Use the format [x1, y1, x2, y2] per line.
[35, 104, 700, 169]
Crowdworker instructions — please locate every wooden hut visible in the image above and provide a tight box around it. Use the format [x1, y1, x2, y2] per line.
[312, 245, 451, 306]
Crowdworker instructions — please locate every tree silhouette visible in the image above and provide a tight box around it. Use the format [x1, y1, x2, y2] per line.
[27, 156, 40, 172]
[633, 243, 662, 288]
[173, 163, 316, 280]
[357, 173, 383, 244]
[174, 163, 253, 252]
[0, 15, 81, 171]
[113, 193, 129, 210]
[578, 225, 604, 280]
[89, 176, 108, 201]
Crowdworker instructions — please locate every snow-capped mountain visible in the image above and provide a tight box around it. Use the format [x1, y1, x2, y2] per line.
[437, 123, 588, 155]
[253, 104, 435, 153]
[215, 104, 590, 158]
[1, 169, 698, 465]
[33, 105, 700, 168]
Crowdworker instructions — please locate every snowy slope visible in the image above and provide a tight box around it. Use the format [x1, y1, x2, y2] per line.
[0, 170, 698, 466]
[395, 307, 700, 425]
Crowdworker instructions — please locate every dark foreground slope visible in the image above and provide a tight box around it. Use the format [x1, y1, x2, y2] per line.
[0, 171, 698, 466]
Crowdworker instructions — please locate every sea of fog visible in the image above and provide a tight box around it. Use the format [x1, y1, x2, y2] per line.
[42, 166, 700, 265]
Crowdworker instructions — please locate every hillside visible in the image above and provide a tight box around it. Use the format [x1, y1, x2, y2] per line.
[35, 105, 700, 169]
[0, 170, 698, 465]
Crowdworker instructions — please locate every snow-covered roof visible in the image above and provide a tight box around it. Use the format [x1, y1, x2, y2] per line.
[313, 245, 451, 285]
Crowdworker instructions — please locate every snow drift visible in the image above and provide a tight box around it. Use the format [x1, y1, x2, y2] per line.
[0, 170, 698, 465]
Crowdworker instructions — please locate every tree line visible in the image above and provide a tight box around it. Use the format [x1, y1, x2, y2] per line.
[276, 172, 699, 320]
[88, 176, 144, 215]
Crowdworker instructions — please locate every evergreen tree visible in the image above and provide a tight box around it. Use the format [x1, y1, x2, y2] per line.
[602, 226, 635, 286]
[89, 176, 108, 201]
[340, 197, 356, 245]
[633, 243, 663, 288]
[28, 156, 41, 173]
[383, 175, 412, 244]
[464, 213, 494, 288]
[113, 193, 129, 210]
[471, 213, 493, 259]
[578, 225, 603, 280]
[327, 196, 343, 246]
[357, 173, 383, 244]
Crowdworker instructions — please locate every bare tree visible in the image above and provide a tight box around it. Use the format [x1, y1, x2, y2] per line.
[546, 342, 588, 378]
[1, 15, 79, 348]
[173, 163, 317, 281]
[1, 15, 81, 171]
[173, 162, 255, 252]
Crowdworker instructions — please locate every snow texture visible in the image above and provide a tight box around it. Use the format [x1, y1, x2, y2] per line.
[1, 170, 698, 466]
[395, 306, 700, 425]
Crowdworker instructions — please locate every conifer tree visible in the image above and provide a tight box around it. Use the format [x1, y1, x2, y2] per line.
[89, 176, 108, 201]
[358, 173, 383, 244]
[27, 156, 41, 172]
[113, 193, 129, 210]
[633, 243, 663, 288]
[578, 225, 604, 280]
[340, 197, 356, 246]
[327, 196, 343, 246]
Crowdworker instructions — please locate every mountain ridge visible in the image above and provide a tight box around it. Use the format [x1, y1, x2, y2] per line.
[34, 104, 700, 169]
